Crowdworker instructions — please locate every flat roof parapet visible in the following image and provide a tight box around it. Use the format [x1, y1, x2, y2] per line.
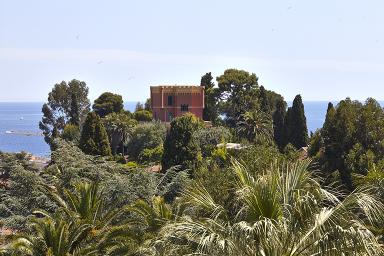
[150, 85, 201, 88]
[150, 85, 204, 93]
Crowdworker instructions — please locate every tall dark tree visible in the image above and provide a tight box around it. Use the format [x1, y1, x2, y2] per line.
[161, 113, 202, 171]
[93, 92, 124, 118]
[39, 79, 90, 147]
[200, 72, 218, 123]
[216, 69, 259, 127]
[135, 102, 144, 112]
[285, 95, 308, 149]
[259, 86, 271, 114]
[69, 93, 80, 126]
[144, 98, 151, 111]
[79, 112, 111, 156]
[273, 99, 286, 150]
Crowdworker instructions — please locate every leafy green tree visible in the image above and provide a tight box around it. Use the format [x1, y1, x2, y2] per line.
[93, 92, 124, 118]
[61, 124, 80, 143]
[79, 112, 111, 156]
[193, 126, 232, 157]
[200, 72, 219, 123]
[135, 102, 144, 112]
[134, 109, 153, 122]
[313, 98, 384, 189]
[138, 145, 164, 164]
[216, 69, 259, 127]
[286, 95, 308, 149]
[39, 79, 90, 146]
[272, 98, 286, 150]
[308, 129, 323, 158]
[162, 113, 203, 171]
[144, 98, 151, 111]
[102, 112, 137, 155]
[127, 121, 166, 160]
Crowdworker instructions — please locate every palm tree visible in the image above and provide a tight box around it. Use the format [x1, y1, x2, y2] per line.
[102, 113, 136, 155]
[236, 110, 273, 143]
[159, 159, 384, 255]
[7, 182, 131, 256]
[102, 196, 175, 256]
[9, 213, 92, 256]
[55, 182, 123, 229]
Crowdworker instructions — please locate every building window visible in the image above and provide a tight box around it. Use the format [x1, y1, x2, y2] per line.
[168, 112, 173, 122]
[167, 95, 173, 106]
[181, 104, 189, 112]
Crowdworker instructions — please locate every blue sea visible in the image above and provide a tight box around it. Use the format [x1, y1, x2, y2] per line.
[0, 101, 369, 156]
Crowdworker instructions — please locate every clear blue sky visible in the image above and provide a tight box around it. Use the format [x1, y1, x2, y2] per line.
[1, 0, 384, 102]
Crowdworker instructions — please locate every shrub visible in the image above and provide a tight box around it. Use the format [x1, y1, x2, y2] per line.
[127, 122, 166, 159]
[134, 110, 153, 122]
[138, 145, 163, 163]
[193, 126, 232, 157]
[124, 161, 138, 168]
[61, 124, 80, 143]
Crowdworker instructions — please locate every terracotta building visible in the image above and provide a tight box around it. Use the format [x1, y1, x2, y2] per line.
[150, 85, 204, 122]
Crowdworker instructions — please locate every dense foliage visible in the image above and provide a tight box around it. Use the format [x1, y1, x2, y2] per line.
[6, 71, 384, 255]
[285, 95, 309, 149]
[92, 92, 124, 118]
[310, 98, 384, 190]
[102, 112, 137, 155]
[200, 72, 219, 123]
[216, 69, 260, 127]
[39, 79, 90, 147]
[133, 109, 153, 122]
[162, 113, 203, 171]
[79, 112, 111, 156]
[127, 121, 166, 162]
[193, 126, 232, 157]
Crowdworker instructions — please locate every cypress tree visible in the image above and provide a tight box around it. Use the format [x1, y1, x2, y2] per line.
[79, 112, 111, 156]
[272, 99, 286, 150]
[259, 86, 271, 114]
[200, 72, 218, 123]
[161, 113, 202, 171]
[287, 95, 309, 149]
[323, 102, 335, 133]
[69, 93, 80, 126]
[283, 107, 292, 149]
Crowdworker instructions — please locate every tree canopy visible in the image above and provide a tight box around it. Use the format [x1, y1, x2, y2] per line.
[216, 69, 259, 126]
[162, 113, 203, 171]
[39, 79, 90, 146]
[200, 72, 219, 123]
[285, 95, 308, 149]
[79, 112, 111, 156]
[92, 92, 124, 118]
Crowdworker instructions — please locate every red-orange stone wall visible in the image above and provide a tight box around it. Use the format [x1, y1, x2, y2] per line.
[150, 86, 204, 122]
